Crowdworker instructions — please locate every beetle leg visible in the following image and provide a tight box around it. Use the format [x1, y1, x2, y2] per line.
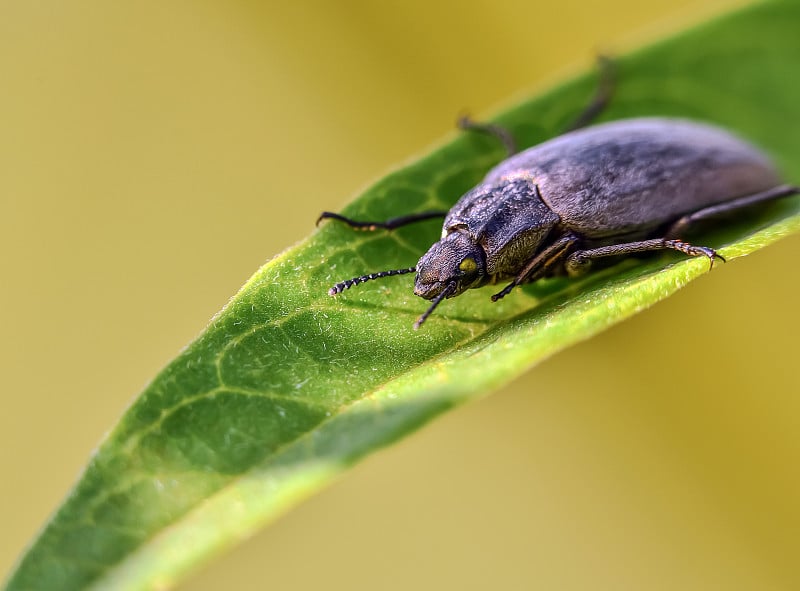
[665, 184, 800, 238]
[491, 233, 580, 301]
[565, 237, 725, 276]
[564, 55, 615, 132]
[414, 281, 456, 330]
[460, 55, 615, 157]
[457, 115, 518, 156]
[317, 210, 447, 231]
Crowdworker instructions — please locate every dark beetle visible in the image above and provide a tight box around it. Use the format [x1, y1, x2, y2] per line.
[319, 68, 798, 329]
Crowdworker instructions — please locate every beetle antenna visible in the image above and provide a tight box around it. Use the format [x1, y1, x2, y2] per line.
[329, 267, 416, 296]
[414, 281, 456, 330]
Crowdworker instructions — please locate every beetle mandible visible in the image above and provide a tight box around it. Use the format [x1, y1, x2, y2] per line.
[318, 62, 798, 329]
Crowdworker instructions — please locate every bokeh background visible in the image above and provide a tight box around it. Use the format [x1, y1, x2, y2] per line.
[2, 0, 799, 589]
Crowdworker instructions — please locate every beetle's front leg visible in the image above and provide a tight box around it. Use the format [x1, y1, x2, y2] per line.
[564, 238, 725, 276]
[491, 233, 580, 301]
[317, 210, 447, 231]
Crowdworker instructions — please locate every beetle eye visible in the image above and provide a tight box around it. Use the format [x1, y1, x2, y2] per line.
[458, 257, 477, 274]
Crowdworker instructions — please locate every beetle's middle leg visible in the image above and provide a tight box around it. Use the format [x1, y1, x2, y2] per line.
[457, 115, 518, 156]
[564, 237, 724, 276]
[491, 233, 580, 301]
[457, 56, 615, 158]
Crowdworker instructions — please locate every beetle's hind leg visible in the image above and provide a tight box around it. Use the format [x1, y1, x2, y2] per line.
[563, 184, 800, 276]
[564, 238, 725, 276]
[564, 55, 615, 132]
[317, 210, 447, 231]
[665, 184, 800, 238]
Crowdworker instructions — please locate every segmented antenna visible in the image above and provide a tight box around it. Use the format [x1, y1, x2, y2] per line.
[413, 281, 456, 330]
[328, 267, 416, 296]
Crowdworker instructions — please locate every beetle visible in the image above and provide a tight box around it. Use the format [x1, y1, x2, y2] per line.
[318, 63, 798, 329]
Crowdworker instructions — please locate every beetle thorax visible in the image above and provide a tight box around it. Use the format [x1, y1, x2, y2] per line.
[443, 176, 561, 278]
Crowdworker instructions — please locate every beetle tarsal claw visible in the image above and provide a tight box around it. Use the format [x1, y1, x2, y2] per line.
[664, 240, 726, 270]
[703, 249, 726, 270]
[491, 283, 516, 302]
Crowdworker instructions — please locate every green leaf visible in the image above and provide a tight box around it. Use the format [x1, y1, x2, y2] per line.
[6, 1, 800, 589]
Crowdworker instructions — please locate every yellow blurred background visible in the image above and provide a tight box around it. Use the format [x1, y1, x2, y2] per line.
[2, 1, 799, 589]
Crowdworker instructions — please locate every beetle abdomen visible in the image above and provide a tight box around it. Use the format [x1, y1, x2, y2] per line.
[485, 118, 781, 238]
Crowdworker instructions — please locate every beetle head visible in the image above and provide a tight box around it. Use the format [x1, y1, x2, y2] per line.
[414, 231, 486, 300]
[326, 228, 488, 330]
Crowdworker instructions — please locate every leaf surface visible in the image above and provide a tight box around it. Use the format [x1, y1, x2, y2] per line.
[6, 1, 800, 589]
